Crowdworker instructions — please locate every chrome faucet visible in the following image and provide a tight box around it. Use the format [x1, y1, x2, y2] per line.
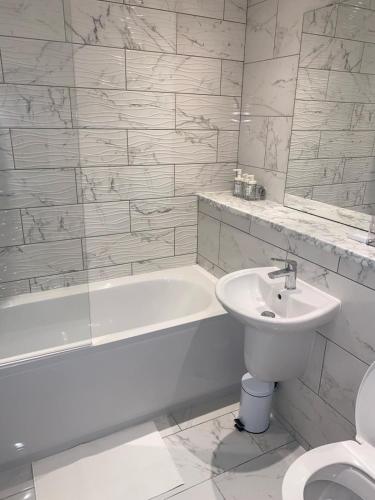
[268, 258, 297, 290]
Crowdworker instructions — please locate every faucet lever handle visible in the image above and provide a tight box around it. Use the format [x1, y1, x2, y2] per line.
[271, 257, 297, 272]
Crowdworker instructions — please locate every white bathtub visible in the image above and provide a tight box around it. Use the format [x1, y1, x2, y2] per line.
[0, 265, 245, 468]
[0, 265, 224, 364]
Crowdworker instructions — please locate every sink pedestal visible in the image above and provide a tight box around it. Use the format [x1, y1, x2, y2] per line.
[244, 325, 314, 382]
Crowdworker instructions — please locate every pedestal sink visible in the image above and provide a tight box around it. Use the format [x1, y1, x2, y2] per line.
[216, 266, 341, 383]
[216, 266, 341, 433]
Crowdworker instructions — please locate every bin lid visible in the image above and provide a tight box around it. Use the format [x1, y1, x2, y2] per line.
[241, 373, 274, 397]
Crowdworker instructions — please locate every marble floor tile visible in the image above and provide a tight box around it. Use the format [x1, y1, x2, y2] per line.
[247, 416, 294, 454]
[172, 393, 240, 430]
[157, 413, 263, 498]
[170, 480, 224, 499]
[214, 442, 304, 500]
[0, 465, 34, 500]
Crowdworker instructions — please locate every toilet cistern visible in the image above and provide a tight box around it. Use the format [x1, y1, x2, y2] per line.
[268, 258, 297, 290]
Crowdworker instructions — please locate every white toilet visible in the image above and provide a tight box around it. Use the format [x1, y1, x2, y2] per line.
[282, 362, 375, 500]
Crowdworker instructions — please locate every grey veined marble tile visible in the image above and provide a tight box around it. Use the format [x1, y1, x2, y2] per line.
[299, 332, 327, 394]
[0, 85, 71, 128]
[319, 341, 368, 423]
[312, 182, 366, 208]
[218, 131, 239, 162]
[0, 38, 126, 89]
[11, 130, 79, 169]
[274, 0, 331, 58]
[215, 442, 305, 500]
[84, 228, 174, 268]
[286, 159, 345, 188]
[0, 0, 65, 41]
[293, 101, 354, 131]
[221, 61, 243, 97]
[0, 239, 83, 283]
[264, 116, 292, 173]
[160, 413, 263, 496]
[289, 131, 320, 160]
[175, 226, 197, 255]
[177, 15, 245, 61]
[132, 254, 196, 275]
[293, 254, 375, 366]
[319, 131, 375, 158]
[176, 95, 240, 130]
[0, 280, 30, 300]
[327, 72, 375, 103]
[242, 56, 298, 116]
[219, 223, 286, 272]
[67, 0, 176, 53]
[0, 38, 74, 87]
[303, 4, 338, 37]
[130, 196, 197, 231]
[343, 157, 375, 182]
[0, 169, 77, 210]
[30, 263, 132, 292]
[238, 116, 268, 168]
[296, 68, 329, 101]
[78, 165, 174, 203]
[300, 33, 363, 72]
[126, 51, 221, 95]
[197, 212, 221, 264]
[126, 0, 224, 19]
[175, 162, 235, 195]
[351, 103, 375, 130]
[224, 0, 247, 23]
[274, 378, 355, 448]
[78, 130, 128, 167]
[336, 4, 375, 43]
[72, 89, 175, 129]
[0, 129, 14, 170]
[128, 130, 217, 165]
[361, 43, 375, 74]
[21, 202, 131, 243]
[245, 0, 278, 63]
[0, 210, 24, 247]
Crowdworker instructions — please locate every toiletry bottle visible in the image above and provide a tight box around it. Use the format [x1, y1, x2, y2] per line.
[244, 174, 257, 200]
[233, 169, 243, 197]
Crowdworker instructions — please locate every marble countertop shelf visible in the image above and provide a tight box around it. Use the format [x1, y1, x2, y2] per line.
[197, 192, 375, 290]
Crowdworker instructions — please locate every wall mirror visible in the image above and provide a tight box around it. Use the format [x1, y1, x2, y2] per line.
[284, 1, 375, 232]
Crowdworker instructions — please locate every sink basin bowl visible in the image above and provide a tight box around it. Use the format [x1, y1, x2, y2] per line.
[216, 267, 340, 334]
[216, 267, 341, 381]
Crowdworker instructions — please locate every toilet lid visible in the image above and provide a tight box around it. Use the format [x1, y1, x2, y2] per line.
[356, 361, 375, 446]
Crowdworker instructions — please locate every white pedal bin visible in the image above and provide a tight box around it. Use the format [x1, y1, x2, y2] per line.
[238, 373, 274, 433]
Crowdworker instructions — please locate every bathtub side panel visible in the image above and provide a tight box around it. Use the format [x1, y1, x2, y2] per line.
[0, 314, 244, 468]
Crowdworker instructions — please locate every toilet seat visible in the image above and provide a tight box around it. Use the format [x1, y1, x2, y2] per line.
[282, 362, 375, 500]
[282, 440, 375, 499]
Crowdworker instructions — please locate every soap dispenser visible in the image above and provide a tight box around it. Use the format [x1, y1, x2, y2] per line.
[243, 174, 257, 200]
[233, 169, 243, 197]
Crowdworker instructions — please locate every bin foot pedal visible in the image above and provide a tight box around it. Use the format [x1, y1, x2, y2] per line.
[234, 418, 245, 432]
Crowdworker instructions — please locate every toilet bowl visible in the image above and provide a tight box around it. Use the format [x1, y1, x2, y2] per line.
[282, 362, 375, 500]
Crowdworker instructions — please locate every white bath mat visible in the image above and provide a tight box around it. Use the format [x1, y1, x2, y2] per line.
[32, 421, 183, 500]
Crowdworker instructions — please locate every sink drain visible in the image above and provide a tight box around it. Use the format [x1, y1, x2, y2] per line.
[261, 310, 276, 318]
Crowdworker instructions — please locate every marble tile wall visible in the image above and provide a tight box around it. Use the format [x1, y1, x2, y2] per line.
[239, 0, 375, 206]
[285, 3, 375, 213]
[197, 196, 375, 447]
[0, 0, 246, 298]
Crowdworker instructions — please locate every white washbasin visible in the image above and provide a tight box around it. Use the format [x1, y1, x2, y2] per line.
[216, 267, 340, 333]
